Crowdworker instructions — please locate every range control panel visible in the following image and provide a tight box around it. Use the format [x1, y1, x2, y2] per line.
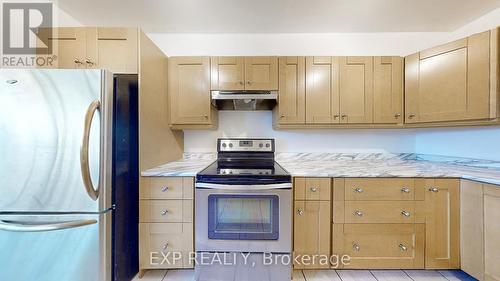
[218, 138, 274, 152]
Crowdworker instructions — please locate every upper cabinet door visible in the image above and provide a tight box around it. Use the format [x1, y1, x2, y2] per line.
[374, 56, 403, 124]
[244, 56, 278, 90]
[405, 31, 492, 123]
[168, 57, 211, 125]
[210, 57, 245, 90]
[339, 57, 374, 124]
[305, 56, 339, 124]
[278, 57, 306, 124]
[37, 27, 86, 69]
[86, 28, 138, 73]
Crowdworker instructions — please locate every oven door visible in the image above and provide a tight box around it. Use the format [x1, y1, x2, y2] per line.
[195, 184, 292, 253]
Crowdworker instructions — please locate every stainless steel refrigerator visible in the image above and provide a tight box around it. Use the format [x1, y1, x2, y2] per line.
[0, 69, 139, 281]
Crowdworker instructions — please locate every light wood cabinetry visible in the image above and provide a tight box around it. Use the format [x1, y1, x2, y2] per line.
[139, 177, 194, 270]
[168, 56, 216, 128]
[293, 177, 331, 269]
[37, 27, 138, 73]
[405, 29, 499, 125]
[374, 56, 403, 124]
[305, 56, 339, 124]
[277, 57, 306, 124]
[339, 57, 373, 124]
[484, 184, 500, 281]
[460, 180, 484, 280]
[210, 56, 278, 91]
[332, 224, 424, 269]
[422, 179, 460, 269]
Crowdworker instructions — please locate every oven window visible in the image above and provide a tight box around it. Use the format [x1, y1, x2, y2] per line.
[208, 194, 279, 240]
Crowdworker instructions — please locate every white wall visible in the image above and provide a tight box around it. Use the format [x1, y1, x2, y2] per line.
[150, 8, 500, 156]
[184, 111, 416, 153]
[415, 127, 500, 161]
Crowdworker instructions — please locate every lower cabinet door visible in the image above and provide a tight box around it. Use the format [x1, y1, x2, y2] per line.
[293, 200, 331, 269]
[332, 224, 424, 269]
[423, 179, 460, 269]
[484, 185, 500, 281]
[139, 223, 193, 269]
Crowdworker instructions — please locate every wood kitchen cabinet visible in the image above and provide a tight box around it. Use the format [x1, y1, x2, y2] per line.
[168, 56, 216, 128]
[460, 180, 484, 280]
[293, 177, 331, 269]
[339, 57, 373, 124]
[373, 56, 403, 124]
[37, 27, 138, 73]
[276, 57, 306, 124]
[405, 29, 499, 124]
[422, 179, 460, 269]
[210, 56, 278, 91]
[305, 56, 339, 124]
[484, 184, 500, 281]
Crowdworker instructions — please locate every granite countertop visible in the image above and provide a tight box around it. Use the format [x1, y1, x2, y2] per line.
[141, 152, 500, 186]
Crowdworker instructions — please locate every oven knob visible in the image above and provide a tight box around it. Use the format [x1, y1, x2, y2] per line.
[259, 143, 263, 148]
[229, 143, 233, 148]
[222, 143, 227, 148]
[265, 143, 270, 148]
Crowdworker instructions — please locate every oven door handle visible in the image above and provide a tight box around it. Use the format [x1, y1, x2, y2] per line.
[195, 182, 292, 190]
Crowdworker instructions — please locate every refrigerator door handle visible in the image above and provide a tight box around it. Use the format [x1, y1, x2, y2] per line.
[0, 219, 97, 232]
[80, 99, 101, 201]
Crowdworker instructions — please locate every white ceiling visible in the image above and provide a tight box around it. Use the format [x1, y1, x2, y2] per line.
[54, 0, 500, 33]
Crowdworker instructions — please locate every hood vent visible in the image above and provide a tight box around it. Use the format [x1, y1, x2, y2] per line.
[211, 90, 277, 110]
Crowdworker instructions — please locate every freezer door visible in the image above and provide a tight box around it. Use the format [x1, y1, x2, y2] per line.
[0, 69, 113, 213]
[0, 212, 111, 281]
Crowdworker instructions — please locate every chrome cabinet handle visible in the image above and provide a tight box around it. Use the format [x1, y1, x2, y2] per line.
[85, 58, 94, 66]
[401, 187, 411, 193]
[239, 81, 244, 85]
[354, 210, 363, 217]
[408, 114, 416, 119]
[0, 219, 96, 232]
[80, 100, 101, 201]
[74, 58, 83, 64]
[297, 209, 304, 216]
[399, 244, 408, 252]
[310, 187, 318, 192]
[161, 209, 169, 216]
[247, 81, 252, 85]
[353, 243, 360, 252]
[333, 114, 340, 119]
[203, 115, 209, 119]
[354, 188, 363, 193]
[280, 114, 285, 118]
[394, 113, 401, 118]
[161, 186, 169, 192]
[162, 242, 169, 250]
[341, 114, 347, 119]
[429, 187, 439, 193]
[401, 210, 411, 217]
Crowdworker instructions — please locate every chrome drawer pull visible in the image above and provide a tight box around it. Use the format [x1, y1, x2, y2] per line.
[401, 210, 411, 217]
[161, 186, 169, 192]
[354, 188, 363, 193]
[353, 243, 360, 252]
[401, 187, 411, 193]
[399, 244, 408, 252]
[297, 209, 304, 216]
[354, 210, 363, 217]
[429, 187, 439, 193]
[310, 187, 318, 192]
[162, 242, 169, 250]
[161, 209, 169, 216]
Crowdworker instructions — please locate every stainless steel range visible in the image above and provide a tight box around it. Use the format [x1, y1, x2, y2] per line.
[194, 138, 292, 281]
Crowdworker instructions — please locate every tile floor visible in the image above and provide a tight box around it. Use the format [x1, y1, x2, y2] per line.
[133, 269, 477, 281]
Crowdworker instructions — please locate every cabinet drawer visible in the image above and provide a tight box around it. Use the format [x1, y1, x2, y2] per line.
[140, 177, 194, 200]
[295, 178, 331, 201]
[139, 223, 193, 269]
[344, 201, 415, 223]
[344, 178, 416, 200]
[140, 200, 193, 223]
[332, 224, 424, 269]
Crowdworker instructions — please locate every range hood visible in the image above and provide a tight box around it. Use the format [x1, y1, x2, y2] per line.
[211, 90, 278, 110]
